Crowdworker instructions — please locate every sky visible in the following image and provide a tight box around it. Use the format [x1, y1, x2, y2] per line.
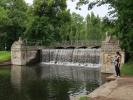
[25, 0, 109, 18]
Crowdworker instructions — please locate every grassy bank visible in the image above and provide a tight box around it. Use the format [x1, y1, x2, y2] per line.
[0, 51, 11, 62]
[121, 62, 133, 76]
[79, 96, 89, 100]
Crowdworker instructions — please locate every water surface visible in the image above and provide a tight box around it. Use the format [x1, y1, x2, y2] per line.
[0, 64, 101, 100]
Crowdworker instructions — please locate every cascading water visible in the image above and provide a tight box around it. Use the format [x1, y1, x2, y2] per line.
[41, 48, 102, 85]
[41, 49, 101, 67]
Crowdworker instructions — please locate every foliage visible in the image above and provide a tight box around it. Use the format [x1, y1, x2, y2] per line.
[76, 0, 133, 59]
[0, 51, 11, 62]
[60, 12, 113, 42]
[0, 0, 132, 56]
[0, 0, 27, 49]
[60, 13, 85, 41]
[24, 0, 71, 45]
[86, 13, 103, 41]
[121, 62, 133, 76]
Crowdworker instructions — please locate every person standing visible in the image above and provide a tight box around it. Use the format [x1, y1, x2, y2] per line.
[114, 51, 121, 77]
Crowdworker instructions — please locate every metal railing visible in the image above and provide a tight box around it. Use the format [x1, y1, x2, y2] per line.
[22, 39, 102, 48]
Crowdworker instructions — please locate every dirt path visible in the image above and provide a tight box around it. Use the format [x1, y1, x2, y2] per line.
[89, 77, 133, 100]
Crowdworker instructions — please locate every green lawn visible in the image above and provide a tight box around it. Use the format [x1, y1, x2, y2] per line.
[121, 62, 133, 76]
[79, 96, 89, 100]
[0, 51, 11, 62]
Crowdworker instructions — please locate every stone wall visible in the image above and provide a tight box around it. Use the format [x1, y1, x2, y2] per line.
[100, 40, 125, 73]
[11, 38, 40, 65]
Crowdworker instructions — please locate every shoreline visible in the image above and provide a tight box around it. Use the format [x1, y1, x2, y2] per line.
[0, 60, 11, 66]
[70, 73, 113, 100]
[88, 76, 133, 100]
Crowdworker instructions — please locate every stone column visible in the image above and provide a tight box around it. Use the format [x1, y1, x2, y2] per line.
[11, 38, 27, 65]
[101, 41, 125, 73]
[11, 38, 41, 65]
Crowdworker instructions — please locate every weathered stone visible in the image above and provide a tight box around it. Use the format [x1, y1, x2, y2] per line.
[101, 35, 125, 73]
[11, 38, 40, 65]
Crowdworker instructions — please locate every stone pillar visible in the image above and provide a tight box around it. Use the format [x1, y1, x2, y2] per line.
[101, 37, 125, 73]
[11, 38, 40, 65]
[11, 38, 27, 65]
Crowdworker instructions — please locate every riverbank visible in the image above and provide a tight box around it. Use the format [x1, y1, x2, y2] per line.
[0, 60, 11, 66]
[88, 77, 133, 100]
[87, 63, 133, 100]
[78, 63, 133, 100]
[0, 51, 11, 66]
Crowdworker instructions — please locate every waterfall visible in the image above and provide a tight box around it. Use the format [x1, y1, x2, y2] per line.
[41, 49, 101, 67]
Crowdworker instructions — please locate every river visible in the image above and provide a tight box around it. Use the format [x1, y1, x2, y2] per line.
[0, 64, 102, 100]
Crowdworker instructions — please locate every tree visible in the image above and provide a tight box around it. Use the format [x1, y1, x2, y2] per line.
[0, 0, 27, 49]
[24, 0, 70, 45]
[76, 0, 133, 59]
[60, 12, 111, 42]
[85, 12, 103, 41]
[59, 13, 86, 41]
[0, 6, 9, 50]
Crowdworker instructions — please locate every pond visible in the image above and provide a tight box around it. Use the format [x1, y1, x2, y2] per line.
[0, 64, 102, 100]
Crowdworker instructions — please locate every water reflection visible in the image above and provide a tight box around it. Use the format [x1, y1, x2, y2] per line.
[2, 64, 101, 100]
[40, 64, 101, 82]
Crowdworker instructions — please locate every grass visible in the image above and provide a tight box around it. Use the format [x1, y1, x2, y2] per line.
[121, 62, 133, 76]
[0, 51, 11, 62]
[79, 96, 89, 100]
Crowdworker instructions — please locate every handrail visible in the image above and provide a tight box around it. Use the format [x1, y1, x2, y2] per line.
[22, 40, 102, 47]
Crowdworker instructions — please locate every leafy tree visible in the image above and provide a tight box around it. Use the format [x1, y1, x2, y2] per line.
[85, 12, 103, 41]
[0, 6, 9, 50]
[0, 0, 27, 49]
[76, 0, 133, 59]
[24, 0, 70, 45]
[69, 13, 85, 41]
[60, 12, 111, 42]
[60, 13, 86, 41]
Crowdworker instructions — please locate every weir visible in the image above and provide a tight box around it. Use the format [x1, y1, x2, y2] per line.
[11, 36, 125, 73]
[40, 48, 101, 83]
[41, 49, 101, 67]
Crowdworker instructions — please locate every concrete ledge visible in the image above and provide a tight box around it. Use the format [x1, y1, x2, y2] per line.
[88, 77, 133, 100]
[106, 75, 116, 81]
[88, 80, 117, 98]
